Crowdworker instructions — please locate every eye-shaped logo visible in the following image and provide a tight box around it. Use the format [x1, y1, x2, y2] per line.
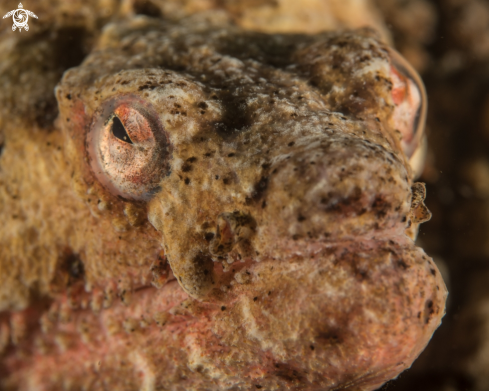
[2, 3, 38, 32]
[87, 96, 171, 200]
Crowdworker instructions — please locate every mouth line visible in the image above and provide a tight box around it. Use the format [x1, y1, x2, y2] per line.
[0, 279, 189, 373]
[0, 224, 413, 333]
[0, 235, 446, 390]
[0, 231, 408, 354]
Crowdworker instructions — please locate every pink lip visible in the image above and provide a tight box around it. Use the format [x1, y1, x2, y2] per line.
[1, 233, 446, 391]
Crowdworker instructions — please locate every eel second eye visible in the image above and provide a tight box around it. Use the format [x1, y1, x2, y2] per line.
[87, 96, 171, 200]
[111, 116, 133, 144]
[388, 48, 427, 161]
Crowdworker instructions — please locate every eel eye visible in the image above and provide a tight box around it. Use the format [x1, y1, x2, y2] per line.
[388, 49, 427, 166]
[87, 96, 170, 200]
[111, 116, 133, 144]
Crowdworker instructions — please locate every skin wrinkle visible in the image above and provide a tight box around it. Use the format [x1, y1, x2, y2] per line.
[0, 2, 445, 391]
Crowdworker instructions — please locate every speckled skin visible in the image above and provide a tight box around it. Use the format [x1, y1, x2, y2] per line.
[0, 3, 446, 391]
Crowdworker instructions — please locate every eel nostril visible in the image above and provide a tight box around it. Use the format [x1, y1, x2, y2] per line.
[210, 211, 257, 261]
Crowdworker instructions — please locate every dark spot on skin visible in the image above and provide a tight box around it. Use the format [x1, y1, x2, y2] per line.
[54, 250, 85, 289]
[0, 143, 3, 157]
[273, 363, 305, 383]
[355, 267, 368, 280]
[292, 234, 300, 241]
[221, 306, 226, 311]
[261, 200, 267, 209]
[430, 268, 436, 276]
[298, 214, 306, 222]
[198, 102, 208, 110]
[34, 98, 59, 129]
[425, 300, 435, 324]
[401, 216, 407, 223]
[119, 290, 127, 303]
[66, 253, 84, 282]
[138, 83, 158, 91]
[375, 117, 381, 122]
[250, 176, 268, 203]
[223, 178, 230, 185]
[255, 386, 262, 389]
[184, 178, 190, 185]
[212, 92, 251, 140]
[253, 297, 258, 302]
[372, 196, 390, 219]
[182, 157, 196, 172]
[66, 94, 71, 100]
[310, 345, 315, 350]
[204, 232, 215, 242]
[397, 260, 409, 270]
[321, 188, 365, 215]
[132, 0, 162, 17]
[316, 330, 342, 345]
[228, 153, 235, 157]
[215, 175, 220, 180]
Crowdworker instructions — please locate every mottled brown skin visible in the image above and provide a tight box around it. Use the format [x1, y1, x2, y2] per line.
[0, 3, 446, 391]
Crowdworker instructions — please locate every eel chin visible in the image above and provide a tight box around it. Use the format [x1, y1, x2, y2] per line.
[1, 236, 446, 391]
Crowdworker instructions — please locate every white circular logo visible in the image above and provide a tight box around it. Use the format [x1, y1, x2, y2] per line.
[2, 3, 38, 32]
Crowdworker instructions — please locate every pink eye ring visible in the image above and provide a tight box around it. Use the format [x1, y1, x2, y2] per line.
[388, 48, 428, 161]
[87, 95, 171, 200]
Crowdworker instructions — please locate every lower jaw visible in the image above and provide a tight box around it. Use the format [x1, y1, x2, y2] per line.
[1, 239, 446, 391]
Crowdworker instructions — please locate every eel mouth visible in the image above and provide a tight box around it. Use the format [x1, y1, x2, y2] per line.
[0, 119, 442, 391]
[0, 233, 447, 391]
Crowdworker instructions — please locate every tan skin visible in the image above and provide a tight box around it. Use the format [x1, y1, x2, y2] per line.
[0, 2, 445, 390]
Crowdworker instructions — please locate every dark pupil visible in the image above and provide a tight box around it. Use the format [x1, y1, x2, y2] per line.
[111, 116, 133, 144]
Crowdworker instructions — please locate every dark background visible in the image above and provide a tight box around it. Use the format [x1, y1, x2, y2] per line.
[376, 0, 489, 390]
